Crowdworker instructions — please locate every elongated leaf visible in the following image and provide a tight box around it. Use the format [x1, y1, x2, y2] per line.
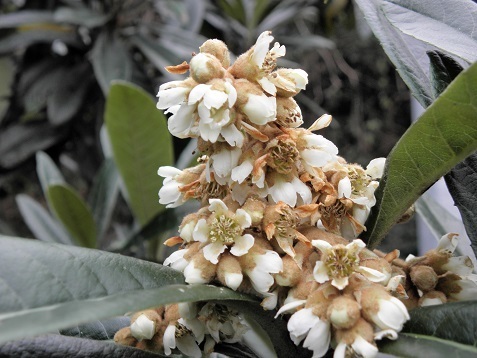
[91, 30, 133, 95]
[363, 61, 477, 248]
[0, 334, 168, 358]
[0, 30, 79, 55]
[15, 194, 73, 245]
[105, 81, 174, 226]
[59, 316, 130, 340]
[0, 10, 55, 28]
[0, 123, 66, 169]
[88, 159, 120, 241]
[445, 153, 477, 258]
[403, 301, 477, 346]
[36, 151, 65, 195]
[0, 236, 185, 343]
[428, 51, 463, 99]
[379, 333, 477, 357]
[382, 0, 477, 64]
[47, 184, 97, 248]
[353, 0, 433, 107]
[54, 7, 110, 28]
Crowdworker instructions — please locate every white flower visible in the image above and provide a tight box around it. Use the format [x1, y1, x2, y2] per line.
[268, 68, 308, 96]
[163, 249, 189, 272]
[299, 133, 339, 168]
[337, 164, 380, 209]
[312, 239, 388, 290]
[365, 157, 386, 179]
[287, 308, 330, 358]
[188, 80, 244, 147]
[158, 166, 185, 208]
[193, 199, 254, 264]
[365, 296, 410, 331]
[130, 314, 156, 341]
[198, 303, 249, 343]
[207, 147, 241, 184]
[166, 103, 199, 139]
[242, 93, 277, 125]
[163, 320, 202, 358]
[244, 250, 283, 294]
[156, 80, 191, 110]
[268, 175, 312, 207]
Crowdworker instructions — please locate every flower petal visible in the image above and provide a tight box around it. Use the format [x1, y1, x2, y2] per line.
[287, 307, 320, 345]
[163, 325, 176, 355]
[235, 209, 252, 229]
[193, 219, 209, 243]
[351, 336, 378, 358]
[221, 124, 244, 147]
[313, 261, 330, 284]
[312, 239, 333, 252]
[303, 319, 331, 358]
[224, 272, 243, 291]
[208, 198, 229, 215]
[231, 160, 253, 184]
[184, 262, 209, 284]
[230, 234, 254, 257]
[331, 276, 349, 290]
[176, 334, 202, 358]
[203, 242, 227, 264]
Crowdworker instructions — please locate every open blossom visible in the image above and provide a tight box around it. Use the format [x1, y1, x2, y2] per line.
[193, 199, 254, 264]
[163, 319, 202, 358]
[312, 239, 388, 290]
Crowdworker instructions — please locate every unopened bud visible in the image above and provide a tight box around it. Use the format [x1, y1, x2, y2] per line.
[410, 265, 438, 292]
[275, 256, 302, 287]
[242, 197, 266, 225]
[269, 68, 308, 97]
[190, 53, 224, 83]
[114, 327, 137, 346]
[276, 97, 303, 128]
[327, 295, 361, 329]
[130, 313, 157, 341]
[217, 253, 243, 290]
[200, 39, 230, 68]
[419, 291, 447, 307]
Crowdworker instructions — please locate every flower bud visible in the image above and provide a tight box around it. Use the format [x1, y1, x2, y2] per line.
[235, 79, 277, 125]
[217, 253, 243, 290]
[269, 68, 308, 97]
[200, 39, 230, 68]
[410, 265, 438, 292]
[130, 312, 158, 341]
[419, 291, 447, 307]
[276, 97, 303, 128]
[189, 53, 224, 83]
[114, 327, 137, 346]
[334, 318, 377, 358]
[241, 197, 266, 225]
[275, 255, 302, 287]
[326, 295, 361, 329]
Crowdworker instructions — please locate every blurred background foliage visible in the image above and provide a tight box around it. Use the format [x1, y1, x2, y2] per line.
[0, 0, 413, 259]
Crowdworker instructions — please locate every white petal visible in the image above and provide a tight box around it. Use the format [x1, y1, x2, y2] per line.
[252, 31, 273, 67]
[437, 233, 459, 253]
[333, 342, 347, 358]
[258, 77, 277, 95]
[164, 249, 188, 272]
[203, 242, 227, 264]
[351, 336, 378, 358]
[308, 114, 332, 132]
[291, 176, 312, 205]
[374, 329, 398, 341]
[374, 298, 410, 331]
[178, 302, 197, 320]
[274, 299, 306, 318]
[158, 181, 182, 207]
[224, 272, 243, 291]
[188, 84, 210, 104]
[221, 124, 244, 147]
[203, 89, 228, 109]
[366, 157, 386, 179]
[230, 234, 254, 257]
[130, 314, 156, 340]
[243, 94, 276, 125]
[313, 261, 330, 284]
[176, 335, 202, 358]
[168, 104, 196, 138]
[163, 325, 177, 355]
[224, 81, 237, 107]
[211, 148, 241, 178]
[287, 308, 320, 345]
[303, 319, 331, 358]
[208, 198, 229, 215]
[338, 177, 352, 198]
[312, 239, 333, 252]
[184, 262, 208, 284]
[268, 180, 297, 207]
[357, 266, 388, 283]
[193, 219, 210, 243]
[231, 160, 253, 184]
[235, 209, 252, 229]
[157, 166, 183, 177]
[420, 297, 445, 306]
[331, 277, 349, 290]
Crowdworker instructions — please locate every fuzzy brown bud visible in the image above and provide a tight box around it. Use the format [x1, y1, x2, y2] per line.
[200, 39, 230, 68]
[189, 53, 224, 83]
[327, 295, 361, 329]
[410, 265, 438, 292]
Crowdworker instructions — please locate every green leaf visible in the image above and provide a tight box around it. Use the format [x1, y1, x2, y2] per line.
[0, 236, 185, 344]
[46, 185, 97, 248]
[445, 153, 477, 258]
[0, 30, 79, 55]
[88, 159, 120, 241]
[0, 334, 168, 358]
[381, 0, 477, 64]
[379, 333, 477, 358]
[59, 316, 130, 340]
[15, 194, 73, 245]
[36, 151, 65, 195]
[428, 51, 463, 99]
[91, 30, 133, 95]
[404, 300, 477, 346]
[54, 7, 111, 28]
[0, 10, 55, 28]
[362, 61, 477, 248]
[354, 0, 433, 107]
[105, 81, 174, 226]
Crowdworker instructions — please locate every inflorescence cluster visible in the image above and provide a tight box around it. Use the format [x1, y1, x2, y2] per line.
[114, 31, 477, 358]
